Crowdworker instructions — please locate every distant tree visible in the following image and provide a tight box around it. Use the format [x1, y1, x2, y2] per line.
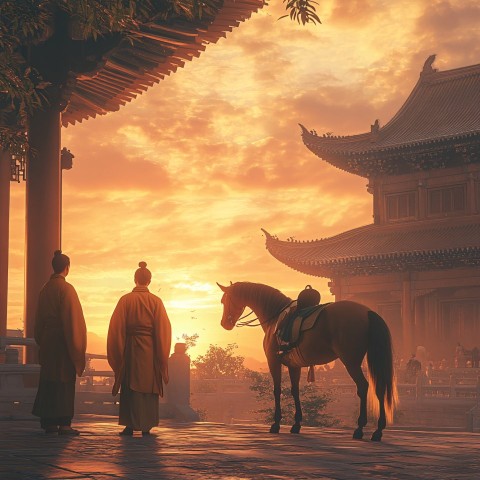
[181, 332, 199, 352]
[247, 370, 338, 427]
[192, 343, 246, 379]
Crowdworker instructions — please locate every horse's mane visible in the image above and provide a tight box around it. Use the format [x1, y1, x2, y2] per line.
[231, 282, 292, 323]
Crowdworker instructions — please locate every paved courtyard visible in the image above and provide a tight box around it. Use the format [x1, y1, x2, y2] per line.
[0, 416, 478, 479]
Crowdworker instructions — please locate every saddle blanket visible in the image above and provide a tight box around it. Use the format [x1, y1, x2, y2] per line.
[276, 303, 332, 354]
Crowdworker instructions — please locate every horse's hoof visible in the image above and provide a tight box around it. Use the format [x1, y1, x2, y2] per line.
[352, 428, 363, 440]
[290, 424, 301, 434]
[371, 431, 382, 442]
[270, 424, 280, 434]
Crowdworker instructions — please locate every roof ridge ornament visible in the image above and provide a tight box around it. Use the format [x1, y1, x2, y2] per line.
[370, 119, 380, 142]
[420, 54, 438, 79]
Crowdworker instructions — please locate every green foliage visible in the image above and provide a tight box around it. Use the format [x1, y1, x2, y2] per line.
[0, 1, 50, 49]
[0, 0, 321, 152]
[0, 1, 52, 153]
[58, 0, 152, 40]
[192, 343, 246, 379]
[279, 0, 321, 25]
[0, 0, 223, 151]
[153, 0, 223, 22]
[247, 370, 338, 427]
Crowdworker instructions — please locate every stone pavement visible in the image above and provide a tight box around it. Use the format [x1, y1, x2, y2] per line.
[0, 416, 478, 479]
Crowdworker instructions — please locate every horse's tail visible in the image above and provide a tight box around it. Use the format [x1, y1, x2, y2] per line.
[366, 310, 398, 424]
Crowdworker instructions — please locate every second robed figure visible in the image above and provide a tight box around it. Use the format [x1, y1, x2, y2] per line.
[107, 261, 172, 435]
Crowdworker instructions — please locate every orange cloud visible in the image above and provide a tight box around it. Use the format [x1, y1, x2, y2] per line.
[6, 0, 480, 362]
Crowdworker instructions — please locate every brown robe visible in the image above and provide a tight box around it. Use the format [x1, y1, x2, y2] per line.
[32, 274, 87, 421]
[34, 274, 87, 382]
[107, 286, 172, 397]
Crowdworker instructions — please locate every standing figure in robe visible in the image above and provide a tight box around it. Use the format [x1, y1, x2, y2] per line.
[107, 261, 172, 436]
[32, 250, 87, 435]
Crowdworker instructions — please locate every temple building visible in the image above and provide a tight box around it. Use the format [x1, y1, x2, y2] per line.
[264, 56, 480, 359]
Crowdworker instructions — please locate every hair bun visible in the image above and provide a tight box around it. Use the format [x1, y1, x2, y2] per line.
[138, 261, 147, 269]
[54, 250, 62, 256]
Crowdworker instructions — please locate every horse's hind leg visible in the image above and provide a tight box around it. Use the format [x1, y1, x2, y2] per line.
[371, 384, 386, 442]
[288, 367, 302, 434]
[346, 364, 368, 440]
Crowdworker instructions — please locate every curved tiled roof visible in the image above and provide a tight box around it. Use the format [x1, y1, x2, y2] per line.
[263, 218, 480, 277]
[301, 56, 480, 173]
[61, 0, 263, 126]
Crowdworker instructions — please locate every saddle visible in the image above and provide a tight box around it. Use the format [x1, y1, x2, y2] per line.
[276, 303, 331, 355]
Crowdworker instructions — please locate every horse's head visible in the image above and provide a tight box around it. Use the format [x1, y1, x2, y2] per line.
[217, 282, 245, 330]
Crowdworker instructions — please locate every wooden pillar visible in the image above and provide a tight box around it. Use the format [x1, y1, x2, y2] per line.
[25, 107, 61, 363]
[369, 179, 382, 225]
[467, 172, 476, 214]
[0, 149, 10, 338]
[328, 276, 342, 301]
[417, 178, 427, 219]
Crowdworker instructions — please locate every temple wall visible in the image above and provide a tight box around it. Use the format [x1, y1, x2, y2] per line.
[371, 163, 480, 224]
[333, 265, 480, 361]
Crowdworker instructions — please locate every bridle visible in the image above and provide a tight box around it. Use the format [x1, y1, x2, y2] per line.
[223, 291, 295, 328]
[222, 293, 250, 327]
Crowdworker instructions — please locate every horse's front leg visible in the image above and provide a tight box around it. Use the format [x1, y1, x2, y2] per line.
[269, 361, 282, 433]
[288, 366, 302, 434]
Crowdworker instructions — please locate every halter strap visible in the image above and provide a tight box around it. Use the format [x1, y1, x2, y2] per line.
[237, 300, 295, 328]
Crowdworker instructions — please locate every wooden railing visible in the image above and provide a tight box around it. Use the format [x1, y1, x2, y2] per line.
[191, 369, 480, 400]
[0, 336, 36, 350]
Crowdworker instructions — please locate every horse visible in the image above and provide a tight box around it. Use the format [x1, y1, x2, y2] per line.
[218, 281, 397, 441]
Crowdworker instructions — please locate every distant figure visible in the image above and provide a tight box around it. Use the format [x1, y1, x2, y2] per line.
[107, 262, 172, 436]
[472, 346, 479, 368]
[415, 346, 427, 371]
[426, 361, 434, 381]
[455, 342, 466, 368]
[406, 354, 421, 383]
[32, 250, 87, 435]
[439, 358, 447, 370]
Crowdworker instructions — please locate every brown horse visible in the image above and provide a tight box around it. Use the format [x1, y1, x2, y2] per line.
[218, 281, 397, 441]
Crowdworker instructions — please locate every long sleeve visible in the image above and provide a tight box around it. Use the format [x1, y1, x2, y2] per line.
[61, 284, 87, 377]
[107, 297, 127, 395]
[154, 299, 172, 386]
[33, 294, 46, 346]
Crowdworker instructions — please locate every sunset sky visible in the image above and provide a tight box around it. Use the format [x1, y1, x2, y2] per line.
[6, 0, 480, 364]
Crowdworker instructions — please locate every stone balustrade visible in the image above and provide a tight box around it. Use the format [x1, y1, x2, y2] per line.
[0, 339, 197, 421]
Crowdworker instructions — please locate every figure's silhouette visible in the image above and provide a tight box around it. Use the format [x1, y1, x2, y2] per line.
[472, 346, 479, 368]
[405, 354, 421, 383]
[107, 262, 172, 436]
[218, 281, 397, 442]
[32, 250, 87, 435]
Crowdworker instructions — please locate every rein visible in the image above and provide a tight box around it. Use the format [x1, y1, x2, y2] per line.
[236, 300, 295, 328]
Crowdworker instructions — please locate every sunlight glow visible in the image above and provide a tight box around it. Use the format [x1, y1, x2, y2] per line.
[7, 0, 480, 362]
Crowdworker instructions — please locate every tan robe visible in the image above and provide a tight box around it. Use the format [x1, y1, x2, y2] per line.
[34, 274, 87, 382]
[107, 286, 172, 397]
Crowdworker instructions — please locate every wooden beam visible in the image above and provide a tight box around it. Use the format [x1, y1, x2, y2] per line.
[136, 30, 193, 47]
